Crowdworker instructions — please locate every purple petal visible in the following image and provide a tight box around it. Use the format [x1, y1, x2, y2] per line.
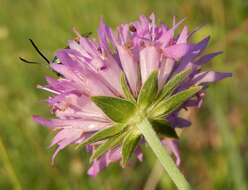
[108, 148, 122, 163]
[158, 58, 175, 88]
[192, 36, 210, 54]
[177, 26, 189, 44]
[33, 116, 109, 131]
[158, 18, 185, 47]
[149, 13, 156, 41]
[174, 36, 211, 73]
[98, 18, 113, 50]
[184, 91, 205, 108]
[88, 148, 121, 176]
[193, 71, 232, 85]
[69, 38, 123, 96]
[88, 160, 104, 177]
[49, 128, 83, 148]
[194, 51, 223, 66]
[46, 77, 78, 94]
[168, 116, 191, 128]
[162, 139, 181, 165]
[90, 56, 123, 96]
[69, 40, 91, 59]
[33, 115, 54, 128]
[51, 128, 84, 163]
[135, 146, 143, 162]
[163, 44, 191, 60]
[52, 63, 114, 96]
[140, 46, 161, 83]
[117, 45, 139, 96]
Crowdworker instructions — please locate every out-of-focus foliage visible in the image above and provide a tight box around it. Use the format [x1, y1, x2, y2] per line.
[0, 0, 247, 189]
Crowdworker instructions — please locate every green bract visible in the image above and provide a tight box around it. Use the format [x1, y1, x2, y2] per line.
[90, 133, 126, 162]
[120, 72, 136, 103]
[91, 96, 136, 123]
[85, 69, 201, 165]
[150, 86, 202, 118]
[149, 119, 178, 139]
[137, 71, 158, 110]
[81, 124, 127, 146]
[121, 129, 141, 166]
[156, 68, 191, 102]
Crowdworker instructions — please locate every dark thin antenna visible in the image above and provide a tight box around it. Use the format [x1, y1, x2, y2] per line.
[29, 39, 50, 64]
[19, 57, 41, 64]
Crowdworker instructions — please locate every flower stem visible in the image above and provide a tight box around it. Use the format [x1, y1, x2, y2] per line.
[137, 118, 191, 190]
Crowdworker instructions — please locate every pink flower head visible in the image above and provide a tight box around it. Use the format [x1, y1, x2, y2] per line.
[33, 14, 231, 176]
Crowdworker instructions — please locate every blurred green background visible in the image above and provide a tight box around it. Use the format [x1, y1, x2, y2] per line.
[0, 0, 248, 189]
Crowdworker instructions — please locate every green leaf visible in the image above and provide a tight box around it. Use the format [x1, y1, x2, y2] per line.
[91, 96, 136, 123]
[157, 68, 191, 102]
[81, 124, 127, 146]
[121, 130, 141, 166]
[137, 71, 158, 109]
[90, 133, 125, 162]
[151, 86, 202, 118]
[120, 72, 136, 103]
[149, 119, 178, 139]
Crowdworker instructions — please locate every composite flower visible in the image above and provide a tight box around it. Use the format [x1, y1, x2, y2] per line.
[33, 14, 231, 176]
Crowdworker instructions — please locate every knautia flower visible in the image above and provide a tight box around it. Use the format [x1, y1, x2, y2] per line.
[33, 14, 231, 177]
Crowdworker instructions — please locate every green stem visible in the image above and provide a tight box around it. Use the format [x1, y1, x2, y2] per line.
[137, 118, 191, 190]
